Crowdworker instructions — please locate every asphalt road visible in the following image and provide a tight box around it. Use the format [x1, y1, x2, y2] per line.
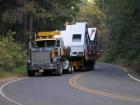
[0, 62, 140, 105]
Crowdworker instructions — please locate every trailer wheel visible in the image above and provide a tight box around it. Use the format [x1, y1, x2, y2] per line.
[27, 70, 34, 76]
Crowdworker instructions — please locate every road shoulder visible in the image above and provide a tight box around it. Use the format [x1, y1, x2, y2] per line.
[119, 66, 140, 82]
[0, 77, 20, 86]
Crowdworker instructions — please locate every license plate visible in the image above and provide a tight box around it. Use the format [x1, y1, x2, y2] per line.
[39, 69, 44, 73]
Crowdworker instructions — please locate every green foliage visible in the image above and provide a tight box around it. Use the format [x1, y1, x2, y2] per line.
[95, 0, 140, 72]
[77, 1, 110, 49]
[0, 66, 26, 78]
[131, 54, 140, 73]
[98, 52, 113, 62]
[0, 35, 26, 72]
[0, 0, 81, 34]
[77, 1, 105, 27]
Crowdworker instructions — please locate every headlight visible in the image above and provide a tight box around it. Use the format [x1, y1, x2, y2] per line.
[27, 60, 31, 64]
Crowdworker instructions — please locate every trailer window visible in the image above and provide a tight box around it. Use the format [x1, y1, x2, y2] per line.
[72, 34, 81, 42]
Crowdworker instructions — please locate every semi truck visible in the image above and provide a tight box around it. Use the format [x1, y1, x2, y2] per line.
[27, 31, 73, 76]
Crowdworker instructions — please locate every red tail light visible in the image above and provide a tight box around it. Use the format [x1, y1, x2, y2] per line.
[96, 51, 100, 57]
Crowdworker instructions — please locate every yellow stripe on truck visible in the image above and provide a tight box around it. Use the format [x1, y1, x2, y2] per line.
[38, 31, 60, 37]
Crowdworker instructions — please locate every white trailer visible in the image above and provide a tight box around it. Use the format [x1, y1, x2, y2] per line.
[58, 22, 94, 70]
[60, 22, 89, 58]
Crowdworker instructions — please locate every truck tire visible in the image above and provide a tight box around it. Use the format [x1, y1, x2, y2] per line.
[68, 67, 73, 74]
[82, 65, 85, 71]
[92, 65, 95, 70]
[56, 68, 63, 76]
[27, 70, 34, 76]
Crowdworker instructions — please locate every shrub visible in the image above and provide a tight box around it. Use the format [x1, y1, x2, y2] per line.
[0, 36, 26, 72]
[131, 54, 140, 73]
[98, 52, 114, 63]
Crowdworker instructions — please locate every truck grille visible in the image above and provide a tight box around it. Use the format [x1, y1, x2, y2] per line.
[31, 50, 50, 65]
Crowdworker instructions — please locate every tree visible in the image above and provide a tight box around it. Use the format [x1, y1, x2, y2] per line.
[95, 0, 140, 72]
[77, 0, 109, 49]
[0, 0, 81, 41]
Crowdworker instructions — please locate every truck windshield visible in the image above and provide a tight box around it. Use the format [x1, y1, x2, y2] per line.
[36, 41, 45, 47]
[46, 40, 56, 47]
[36, 40, 56, 47]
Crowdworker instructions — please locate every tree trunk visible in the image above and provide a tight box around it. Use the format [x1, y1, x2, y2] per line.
[24, 13, 28, 32]
[29, 14, 33, 32]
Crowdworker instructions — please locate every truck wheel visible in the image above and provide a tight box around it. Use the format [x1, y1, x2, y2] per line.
[92, 65, 95, 71]
[82, 66, 85, 71]
[27, 70, 34, 76]
[56, 68, 63, 76]
[68, 67, 73, 74]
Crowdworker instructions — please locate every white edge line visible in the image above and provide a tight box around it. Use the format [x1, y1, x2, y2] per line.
[119, 66, 128, 73]
[0, 77, 28, 105]
[128, 74, 140, 82]
[123, 68, 128, 73]
[120, 66, 140, 82]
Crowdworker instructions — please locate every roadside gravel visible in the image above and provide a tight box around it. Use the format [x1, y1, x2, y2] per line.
[0, 77, 20, 86]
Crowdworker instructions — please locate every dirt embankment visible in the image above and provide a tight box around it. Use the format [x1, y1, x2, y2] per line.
[0, 77, 19, 86]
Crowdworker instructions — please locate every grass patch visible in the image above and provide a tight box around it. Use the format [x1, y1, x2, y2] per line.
[13, 65, 27, 76]
[98, 53, 113, 62]
[0, 66, 26, 79]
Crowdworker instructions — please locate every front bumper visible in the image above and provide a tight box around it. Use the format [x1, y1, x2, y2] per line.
[29, 64, 58, 70]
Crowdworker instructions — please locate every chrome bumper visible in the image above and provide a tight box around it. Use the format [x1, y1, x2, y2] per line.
[30, 64, 58, 70]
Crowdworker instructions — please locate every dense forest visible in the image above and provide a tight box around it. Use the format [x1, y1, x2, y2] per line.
[0, 0, 139, 75]
[95, 0, 140, 73]
[0, 0, 81, 41]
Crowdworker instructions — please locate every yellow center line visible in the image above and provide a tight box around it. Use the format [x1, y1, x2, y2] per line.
[69, 73, 140, 102]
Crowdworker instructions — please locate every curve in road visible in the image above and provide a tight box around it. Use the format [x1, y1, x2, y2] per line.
[0, 62, 140, 105]
[69, 72, 140, 102]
